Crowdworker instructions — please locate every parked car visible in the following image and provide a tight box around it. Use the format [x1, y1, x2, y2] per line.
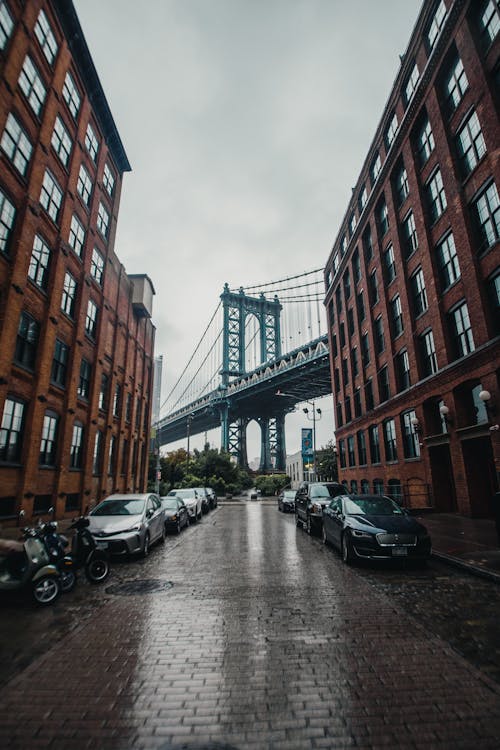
[167, 489, 202, 522]
[206, 487, 218, 509]
[295, 481, 345, 535]
[278, 489, 296, 513]
[87, 493, 165, 557]
[192, 487, 210, 514]
[160, 497, 189, 534]
[322, 493, 432, 565]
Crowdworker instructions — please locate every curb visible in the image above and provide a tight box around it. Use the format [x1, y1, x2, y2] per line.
[432, 549, 500, 584]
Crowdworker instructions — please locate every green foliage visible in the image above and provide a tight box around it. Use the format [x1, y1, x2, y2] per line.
[316, 441, 339, 482]
[254, 474, 289, 497]
[155, 445, 252, 494]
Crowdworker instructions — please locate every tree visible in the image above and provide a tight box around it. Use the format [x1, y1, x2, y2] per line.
[315, 441, 339, 482]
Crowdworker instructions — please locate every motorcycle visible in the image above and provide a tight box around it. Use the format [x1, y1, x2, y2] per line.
[68, 516, 110, 584]
[35, 520, 76, 593]
[0, 535, 61, 607]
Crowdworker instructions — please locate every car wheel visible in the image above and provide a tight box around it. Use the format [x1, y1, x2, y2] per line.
[142, 532, 150, 557]
[295, 511, 301, 528]
[32, 575, 61, 606]
[176, 520, 181, 534]
[160, 525, 166, 544]
[60, 569, 77, 592]
[322, 526, 328, 546]
[85, 557, 110, 583]
[342, 532, 354, 565]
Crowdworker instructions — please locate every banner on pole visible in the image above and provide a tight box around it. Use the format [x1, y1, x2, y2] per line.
[301, 428, 313, 460]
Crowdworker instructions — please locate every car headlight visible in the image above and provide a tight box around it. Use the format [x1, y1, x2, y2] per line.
[311, 503, 322, 513]
[351, 529, 373, 539]
[171, 515, 177, 521]
[126, 523, 142, 533]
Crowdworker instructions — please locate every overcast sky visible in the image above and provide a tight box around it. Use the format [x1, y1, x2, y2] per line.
[74, 0, 422, 459]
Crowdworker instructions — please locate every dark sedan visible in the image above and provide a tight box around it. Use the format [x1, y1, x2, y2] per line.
[322, 494, 432, 564]
[278, 489, 296, 513]
[160, 497, 189, 534]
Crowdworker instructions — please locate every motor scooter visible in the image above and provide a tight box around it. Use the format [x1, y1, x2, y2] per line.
[35, 520, 76, 593]
[68, 516, 110, 583]
[0, 535, 61, 606]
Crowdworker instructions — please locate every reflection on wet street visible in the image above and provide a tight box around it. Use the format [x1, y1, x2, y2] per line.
[1, 502, 500, 748]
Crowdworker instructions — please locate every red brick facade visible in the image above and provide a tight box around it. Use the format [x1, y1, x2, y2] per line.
[324, 0, 500, 517]
[0, 0, 156, 523]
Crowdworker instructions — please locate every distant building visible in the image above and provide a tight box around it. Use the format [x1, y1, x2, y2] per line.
[286, 450, 304, 489]
[324, 0, 499, 516]
[0, 1, 155, 523]
[152, 355, 163, 425]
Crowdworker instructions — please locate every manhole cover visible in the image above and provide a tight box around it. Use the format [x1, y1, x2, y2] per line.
[106, 579, 173, 596]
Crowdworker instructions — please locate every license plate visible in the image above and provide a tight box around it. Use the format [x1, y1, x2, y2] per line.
[96, 541, 108, 549]
[392, 546, 408, 556]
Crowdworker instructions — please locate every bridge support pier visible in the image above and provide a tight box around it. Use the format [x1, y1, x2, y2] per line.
[259, 413, 286, 473]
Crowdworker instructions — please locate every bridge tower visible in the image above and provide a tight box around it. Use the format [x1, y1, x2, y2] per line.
[219, 284, 286, 470]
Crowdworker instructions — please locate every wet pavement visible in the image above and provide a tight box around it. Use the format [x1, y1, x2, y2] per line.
[1, 503, 500, 749]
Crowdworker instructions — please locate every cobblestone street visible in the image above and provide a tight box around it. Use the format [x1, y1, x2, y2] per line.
[1, 502, 500, 749]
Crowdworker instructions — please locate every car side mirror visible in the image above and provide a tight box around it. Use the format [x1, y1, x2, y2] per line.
[146, 509, 154, 519]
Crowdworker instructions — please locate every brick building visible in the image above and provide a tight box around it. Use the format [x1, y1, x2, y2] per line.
[324, 0, 499, 517]
[0, 0, 156, 524]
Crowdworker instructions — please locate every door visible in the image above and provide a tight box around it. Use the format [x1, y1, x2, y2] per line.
[462, 437, 497, 518]
[428, 444, 457, 512]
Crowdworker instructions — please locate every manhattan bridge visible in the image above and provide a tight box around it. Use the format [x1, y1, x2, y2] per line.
[156, 268, 333, 471]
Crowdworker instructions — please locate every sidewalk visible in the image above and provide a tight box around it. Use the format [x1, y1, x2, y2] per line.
[415, 511, 500, 583]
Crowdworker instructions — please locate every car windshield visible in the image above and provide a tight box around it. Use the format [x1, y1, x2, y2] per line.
[161, 498, 178, 510]
[310, 485, 342, 499]
[345, 496, 403, 516]
[167, 491, 177, 497]
[91, 498, 145, 516]
[174, 490, 195, 499]
[284, 491, 296, 498]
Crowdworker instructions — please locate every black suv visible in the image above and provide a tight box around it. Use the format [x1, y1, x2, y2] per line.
[295, 481, 345, 536]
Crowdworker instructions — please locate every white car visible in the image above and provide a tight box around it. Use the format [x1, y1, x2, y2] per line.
[88, 493, 165, 557]
[167, 489, 202, 522]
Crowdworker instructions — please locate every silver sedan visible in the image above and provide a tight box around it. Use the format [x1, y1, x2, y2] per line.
[88, 493, 165, 557]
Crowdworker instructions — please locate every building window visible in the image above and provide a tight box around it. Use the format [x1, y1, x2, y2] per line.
[436, 232, 461, 290]
[39, 411, 58, 466]
[383, 244, 396, 284]
[477, 0, 500, 50]
[416, 115, 435, 166]
[334, 367, 340, 394]
[15, 311, 39, 370]
[69, 422, 84, 469]
[369, 425, 381, 464]
[77, 164, 92, 206]
[99, 373, 109, 411]
[28, 234, 51, 289]
[374, 316, 385, 354]
[362, 226, 373, 262]
[349, 212, 357, 236]
[92, 430, 103, 475]
[18, 56, 46, 116]
[351, 347, 359, 378]
[395, 349, 411, 392]
[410, 267, 428, 316]
[0, 1, 14, 50]
[487, 268, 500, 335]
[394, 163, 409, 206]
[456, 111, 486, 178]
[449, 301, 475, 358]
[113, 383, 121, 418]
[103, 163, 115, 197]
[352, 248, 361, 284]
[0, 397, 25, 463]
[34, 9, 58, 65]
[378, 201, 389, 237]
[335, 286, 342, 315]
[62, 71, 81, 119]
[365, 379, 374, 411]
[69, 214, 85, 257]
[0, 188, 15, 256]
[348, 308, 355, 337]
[358, 184, 367, 213]
[333, 252, 339, 274]
[361, 479, 370, 493]
[354, 388, 362, 417]
[40, 170, 63, 222]
[426, 169, 447, 223]
[402, 411, 420, 459]
[370, 151, 382, 185]
[343, 269, 351, 300]
[472, 181, 500, 253]
[357, 291, 365, 322]
[404, 62, 419, 105]
[338, 440, 346, 469]
[443, 54, 468, 114]
[78, 358, 91, 399]
[336, 402, 343, 429]
[340, 234, 348, 255]
[361, 332, 370, 368]
[51, 339, 68, 387]
[97, 202, 110, 238]
[135, 398, 141, 430]
[51, 115, 72, 167]
[378, 365, 390, 402]
[125, 392, 132, 422]
[108, 435, 116, 476]
[332, 332, 338, 358]
[342, 357, 349, 386]
[384, 419, 398, 462]
[61, 271, 77, 318]
[385, 111, 398, 150]
[420, 329, 438, 376]
[1, 113, 33, 176]
[369, 270, 379, 306]
[390, 295, 404, 337]
[85, 122, 99, 162]
[402, 211, 418, 258]
[357, 430, 367, 465]
[85, 299, 98, 338]
[347, 436, 355, 467]
[426, 0, 446, 50]
[90, 247, 104, 285]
